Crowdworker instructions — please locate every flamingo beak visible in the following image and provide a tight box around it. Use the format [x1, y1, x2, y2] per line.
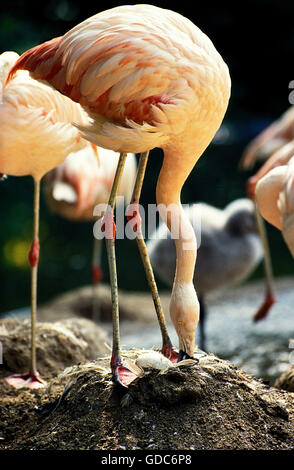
[177, 350, 195, 362]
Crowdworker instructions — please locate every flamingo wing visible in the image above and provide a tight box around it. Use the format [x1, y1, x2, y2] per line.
[8, 6, 225, 153]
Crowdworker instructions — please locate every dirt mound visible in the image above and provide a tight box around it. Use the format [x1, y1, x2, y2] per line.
[37, 283, 170, 324]
[1, 344, 294, 450]
[0, 317, 109, 380]
[275, 366, 294, 392]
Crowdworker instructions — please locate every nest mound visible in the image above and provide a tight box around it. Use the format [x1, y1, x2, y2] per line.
[1, 345, 294, 450]
[0, 317, 108, 380]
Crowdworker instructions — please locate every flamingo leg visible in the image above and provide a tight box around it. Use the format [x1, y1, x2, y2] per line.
[102, 152, 138, 389]
[127, 151, 178, 362]
[92, 237, 103, 321]
[5, 178, 46, 389]
[198, 295, 207, 352]
[252, 202, 276, 322]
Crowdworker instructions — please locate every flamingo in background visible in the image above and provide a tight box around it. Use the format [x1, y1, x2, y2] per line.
[254, 157, 294, 258]
[242, 107, 294, 258]
[0, 50, 93, 388]
[148, 199, 263, 351]
[0, 51, 19, 93]
[43, 147, 137, 318]
[240, 106, 294, 171]
[8, 4, 231, 389]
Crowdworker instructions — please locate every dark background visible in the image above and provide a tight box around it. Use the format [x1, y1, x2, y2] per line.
[0, 0, 293, 314]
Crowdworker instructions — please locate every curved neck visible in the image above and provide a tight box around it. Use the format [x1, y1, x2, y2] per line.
[156, 146, 199, 285]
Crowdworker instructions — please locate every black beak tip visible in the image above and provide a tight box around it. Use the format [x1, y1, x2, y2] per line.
[177, 350, 195, 362]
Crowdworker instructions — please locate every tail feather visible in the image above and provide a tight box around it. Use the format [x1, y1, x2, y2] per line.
[74, 111, 169, 154]
[6, 37, 62, 85]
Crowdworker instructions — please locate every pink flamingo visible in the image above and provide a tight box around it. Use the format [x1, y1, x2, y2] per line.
[240, 107, 294, 320]
[242, 106, 294, 256]
[8, 4, 231, 388]
[44, 146, 137, 318]
[0, 51, 93, 388]
[249, 155, 294, 259]
[259, 159, 294, 257]
[240, 106, 294, 171]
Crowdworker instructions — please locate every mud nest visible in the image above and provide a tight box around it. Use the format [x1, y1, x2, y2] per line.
[0, 317, 109, 380]
[1, 343, 294, 450]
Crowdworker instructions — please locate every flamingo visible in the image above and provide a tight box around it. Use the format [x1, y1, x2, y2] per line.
[240, 106, 294, 171]
[8, 4, 231, 389]
[0, 50, 94, 388]
[238, 109, 294, 322]
[241, 107, 294, 258]
[253, 157, 294, 258]
[148, 199, 263, 351]
[43, 146, 137, 318]
[0, 51, 19, 91]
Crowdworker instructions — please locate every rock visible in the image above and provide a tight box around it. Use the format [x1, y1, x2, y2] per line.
[0, 317, 109, 380]
[1, 348, 294, 450]
[275, 367, 294, 392]
[37, 283, 170, 324]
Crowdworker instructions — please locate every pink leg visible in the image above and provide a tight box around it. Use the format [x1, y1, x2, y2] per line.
[92, 265, 103, 285]
[5, 178, 46, 389]
[126, 153, 180, 364]
[253, 290, 276, 322]
[251, 202, 276, 322]
[103, 154, 139, 389]
[91, 237, 103, 321]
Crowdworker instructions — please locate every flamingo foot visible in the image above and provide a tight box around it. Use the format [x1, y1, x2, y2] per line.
[253, 291, 276, 322]
[111, 354, 138, 389]
[5, 371, 47, 389]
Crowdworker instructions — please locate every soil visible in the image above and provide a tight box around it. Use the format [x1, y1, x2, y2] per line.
[1, 282, 294, 450]
[1, 321, 294, 450]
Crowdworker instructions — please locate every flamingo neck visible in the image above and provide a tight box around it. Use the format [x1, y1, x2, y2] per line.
[156, 146, 200, 286]
[156, 145, 201, 355]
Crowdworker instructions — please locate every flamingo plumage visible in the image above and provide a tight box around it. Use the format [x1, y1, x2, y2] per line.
[0, 50, 94, 388]
[255, 157, 294, 258]
[8, 4, 231, 388]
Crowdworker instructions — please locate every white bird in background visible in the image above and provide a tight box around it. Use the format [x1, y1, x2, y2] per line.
[44, 146, 137, 318]
[148, 199, 263, 350]
[0, 50, 93, 388]
[8, 4, 231, 389]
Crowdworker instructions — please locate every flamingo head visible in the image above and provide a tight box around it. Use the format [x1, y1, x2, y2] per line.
[169, 282, 200, 356]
